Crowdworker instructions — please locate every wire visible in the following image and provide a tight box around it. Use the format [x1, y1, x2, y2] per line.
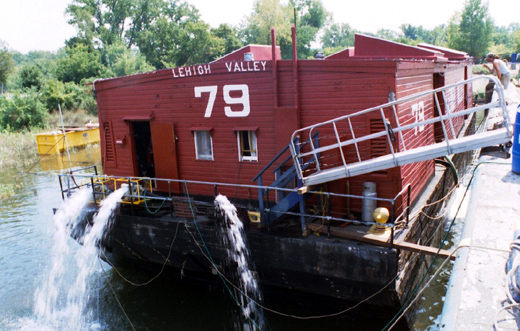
[101, 220, 181, 286]
[381, 160, 512, 331]
[183, 181, 264, 331]
[99, 258, 137, 331]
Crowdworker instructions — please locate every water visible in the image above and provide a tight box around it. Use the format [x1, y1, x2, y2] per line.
[34, 188, 92, 329]
[0, 145, 448, 331]
[215, 194, 266, 330]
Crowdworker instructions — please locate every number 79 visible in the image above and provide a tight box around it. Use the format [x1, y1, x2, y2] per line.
[194, 84, 250, 118]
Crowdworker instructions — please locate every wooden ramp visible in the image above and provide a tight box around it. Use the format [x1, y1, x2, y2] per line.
[307, 223, 455, 260]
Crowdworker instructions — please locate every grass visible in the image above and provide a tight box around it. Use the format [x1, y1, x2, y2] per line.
[0, 109, 98, 170]
[0, 130, 39, 169]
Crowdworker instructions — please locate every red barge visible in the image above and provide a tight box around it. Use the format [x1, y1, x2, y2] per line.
[60, 31, 512, 327]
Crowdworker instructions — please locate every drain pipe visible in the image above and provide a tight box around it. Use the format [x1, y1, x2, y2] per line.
[362, 182, 377, 223]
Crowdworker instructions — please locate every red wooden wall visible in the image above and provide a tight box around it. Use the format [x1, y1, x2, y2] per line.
[94, 34, 471, 218]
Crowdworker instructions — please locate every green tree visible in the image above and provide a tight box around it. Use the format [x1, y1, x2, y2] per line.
[321, 23, 355, 48]
[102, 41, 155, 77]
[55, 44, 105, 84]
[211, 24, 244, 57]
[0, 89, 48, 131]
[241, 0, 328, 59]
[19, 64, 44, 90]
[447, 0, 493, 59]
[0, 41, 14, 89]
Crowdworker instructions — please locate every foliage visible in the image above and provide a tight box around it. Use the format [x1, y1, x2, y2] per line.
[0, 40, 14, 86]
[211, 24, 244, 57]
[19, 64, 44, 90]
[447, 0, 493, 59]
[40, 79, 97, 114]
[0, 89, 48, 131]
[240, 0, 328, 59]
[321, 23, 355, 49]
[102, 41, 155, 77]
[0, 130, 39, 169]
[56, 44, 106, 84]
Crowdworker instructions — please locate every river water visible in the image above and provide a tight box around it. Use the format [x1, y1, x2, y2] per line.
[0, 145, 449, 331]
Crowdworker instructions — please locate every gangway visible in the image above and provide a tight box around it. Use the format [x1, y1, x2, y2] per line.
[290, 76, 512, 188]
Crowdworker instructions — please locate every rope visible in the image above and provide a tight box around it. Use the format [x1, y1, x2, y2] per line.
[381, 160, 512, 331]
[182, 181, 264, 331]
[101, 220, 181, 286]
[26, 135, 65, 173]
[99, 258, 137, 331]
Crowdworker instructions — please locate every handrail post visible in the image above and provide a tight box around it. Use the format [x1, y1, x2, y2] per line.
[90, 176, 97, 204]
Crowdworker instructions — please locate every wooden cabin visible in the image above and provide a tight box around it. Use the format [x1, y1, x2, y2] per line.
[93, 34, 471, 221]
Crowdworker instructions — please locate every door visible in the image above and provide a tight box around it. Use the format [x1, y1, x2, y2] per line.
[150, 121, 180, 193]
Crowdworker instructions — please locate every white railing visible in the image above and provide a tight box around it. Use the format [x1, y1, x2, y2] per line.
[290, 76, 512, 187]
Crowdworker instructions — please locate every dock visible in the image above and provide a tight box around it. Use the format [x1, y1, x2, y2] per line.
[440, 88, 520, 330]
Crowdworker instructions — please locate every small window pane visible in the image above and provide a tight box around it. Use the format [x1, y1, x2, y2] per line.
[238, 131, 257, 161]
[195, 131, 213, 160]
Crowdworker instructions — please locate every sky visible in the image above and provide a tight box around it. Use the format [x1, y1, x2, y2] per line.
[1, 0, 519, 54]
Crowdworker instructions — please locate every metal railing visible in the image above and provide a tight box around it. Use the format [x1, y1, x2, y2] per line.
[290, 76, 512, 187]
[58, 170, 412, 246]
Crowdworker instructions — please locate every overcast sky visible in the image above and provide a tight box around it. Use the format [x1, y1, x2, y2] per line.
[1, 0, 519, 54]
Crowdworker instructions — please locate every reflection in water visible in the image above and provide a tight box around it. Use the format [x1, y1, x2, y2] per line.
[37, 145, 101, 172]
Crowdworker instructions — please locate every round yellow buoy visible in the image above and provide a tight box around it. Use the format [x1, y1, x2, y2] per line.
[373, 207, 389, 229]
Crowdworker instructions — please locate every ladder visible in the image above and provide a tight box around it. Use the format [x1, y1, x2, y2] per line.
[290, 76, 512, 188]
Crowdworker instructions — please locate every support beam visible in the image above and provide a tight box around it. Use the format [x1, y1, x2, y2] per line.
[307, 223, 454, 260]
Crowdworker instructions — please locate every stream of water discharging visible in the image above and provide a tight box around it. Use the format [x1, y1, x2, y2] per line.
[30, 185, 128, 331]
[215, 194, 266, 331]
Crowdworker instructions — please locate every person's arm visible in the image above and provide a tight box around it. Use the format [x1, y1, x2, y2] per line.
[493, 60, 502, 81]
[483, 63, 494, 73]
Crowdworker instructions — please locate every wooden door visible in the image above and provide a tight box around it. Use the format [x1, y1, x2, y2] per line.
[150, 121, 180, 193]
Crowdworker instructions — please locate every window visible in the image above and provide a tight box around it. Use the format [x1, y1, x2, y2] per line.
[238, 131, 257, 161]
[194, 130, 213, 160]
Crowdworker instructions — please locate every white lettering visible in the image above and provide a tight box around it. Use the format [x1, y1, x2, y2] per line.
[234, 62, 241, 72]
[172, 69, 179, 78]
[225, 63, 233, 72]
[412, 101, 425, 135]
[178, 67, 185, 77]
[254, 62, 259, 71]
[185, 67, 192, 76]
[198, 66, 204, 75]
[261, 61, 266, 71]
[204, 65, 211, 74]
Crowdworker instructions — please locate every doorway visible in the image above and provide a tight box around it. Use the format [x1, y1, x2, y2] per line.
[132, 121, 155, 178]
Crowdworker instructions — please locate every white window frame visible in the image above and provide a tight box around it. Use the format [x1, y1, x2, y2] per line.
[237, 130, 258, 162]
[194, 130, 214, 160]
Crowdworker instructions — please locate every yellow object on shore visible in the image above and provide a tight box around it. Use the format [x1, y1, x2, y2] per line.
[36, 125, 100, 155]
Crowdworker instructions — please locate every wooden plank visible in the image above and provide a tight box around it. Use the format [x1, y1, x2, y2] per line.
[306, 223, 454, 260]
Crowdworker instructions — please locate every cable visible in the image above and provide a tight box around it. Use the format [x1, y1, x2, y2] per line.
[101, 220, 181, 286]
[183, 181, 264, 331]
[381, 160, 512, 331]
[99, 258, 137, 331]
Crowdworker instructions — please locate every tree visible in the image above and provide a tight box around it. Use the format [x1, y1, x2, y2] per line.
[0, 41, 14, 88]
[102, 41, 155, 77]
[19, 64, 44, 90]
[447, 0, 493, 59]
[211, 24, 244, 57]
[55, 44, 106, 84]
[321, 23, 355, 48]
[240, 0, 329, 59]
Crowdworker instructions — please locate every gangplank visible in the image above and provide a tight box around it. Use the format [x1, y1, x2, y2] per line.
[290, 76, 512, 188]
